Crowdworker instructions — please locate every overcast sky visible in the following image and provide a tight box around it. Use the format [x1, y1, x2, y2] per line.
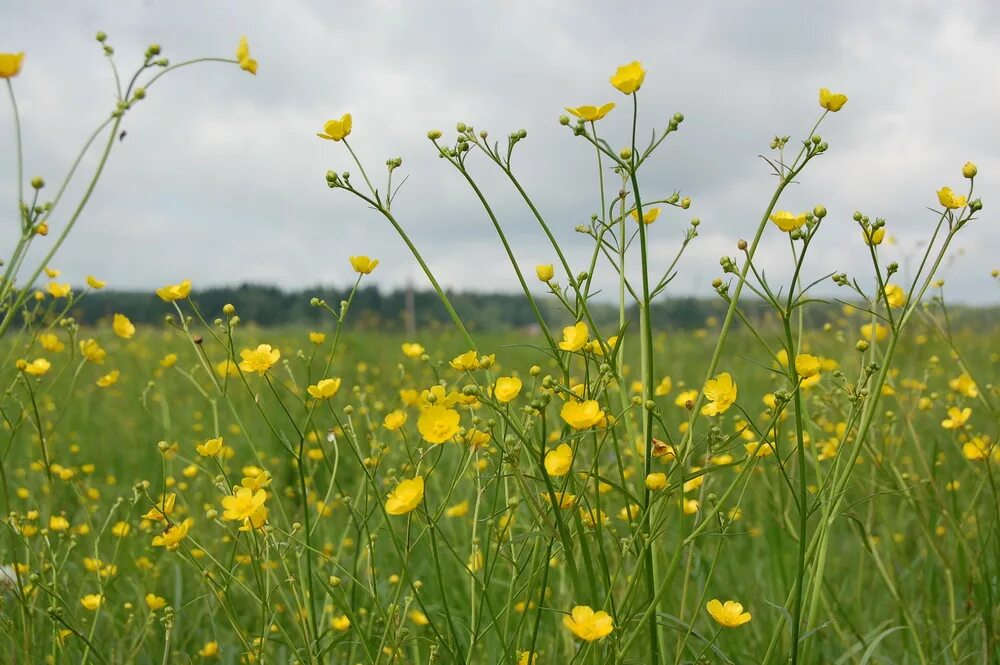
[2, 1, 998, 304]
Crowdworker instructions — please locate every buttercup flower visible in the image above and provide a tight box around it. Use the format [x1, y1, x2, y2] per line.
[383, 410, 407, 430]
[937, 186, 967, 210]
[47, 282, 71, 298]
[863, 226, 886, 246]
[309, 331, 326, 345]
[238, 344, 280, 375]
[962, 161, 977, 179]
[417, 405, 461, 444]
[19, 358, 50, 376]
[96, 370, 119, 388]
[349, 255, 378, 274]
[385, 476, 424, 516]
[450, 350, 480, 371]
[630, 207, 661, 224]
[80, 594, 103, 611]
[610, 61, 645, 95]
[152, 518, 192, 550]
[79, 339, 107, 364]
[941, 406, 971, 430]
[86, 275, 106, 289]
[794, 354, 820, 379]
[236, 36, 257, 75]
[156, 280, 191, 302]
[701, 372, 737, 416]
[196, 437, 223, 457]
[0, 52, 25, 78]
[563, 605, 614, 641]
[113, 313, 135, 339]
[221, 487, 267, 521]
[307, 378, 342, 400]
[401, 342, 425, 358]
[560, 399, 605, 430]
[707, 599, 752, 627]
[318, 114, 353, 141]
[884, 284, 905, 308]
[535, 264, 554, 282]
[769, 211, 806, 232]
[559, 321, 590, 352]
[565, 103, 615, 122]
[145, 593, 167, 611]
[819, 88, 848, 112]
[494, 376, 522, 403]
[544, 443, 573, 476]
[645, 472, 667, 491]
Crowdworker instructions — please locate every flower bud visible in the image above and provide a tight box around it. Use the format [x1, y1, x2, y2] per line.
[427, 129, 442, 140]
[222, 303, 235, 315]
[96, 31, 107, 42]
[813, 205, 827, 219]
[559, 115, 570, 126]
[30, 176, 44, 189]
[619, 147, 633, 160]
[962, 161, 977, 178]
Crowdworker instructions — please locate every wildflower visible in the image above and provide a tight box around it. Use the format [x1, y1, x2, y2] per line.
[544, 444, 573, 476]
[610, 61, 645, 95]
[517, 651, 537, 665]
[675, 389, 698, 408]
[221, 487, 267, 521]
[494, 376, 522, 403]
[331, 615, 350, 631]
[464, 428, 491, 448]
[941, 406, 971, 430]
[236, 36, 257, 74]
[535, 264, 554, 282]
[156, 280, 191, 302]
[318, 114, 353, 141]
[145, 594, 167, 611]
[216, 359, 238, 377]
[645, 472, 667, 491]
[309, 331, 326, 345]
[112, 313, 135, 339]
[818, 88, 848, 112]
[706, 599, 752, 627]
[962, 438, 991, 461]
[948, 374, 979, 398]
[560, 399, 605, 430]
[769, 211, 806, 232]
[307, 378, 342, 399]
[559, 321, 590, 352]
[654, 376, 673, 396]
[563, 605, 614, 641]
[565, 103, 615, 121]
[19, 358, 50, 376]
[417, 405, 461, 444]
[198, 641, 219, 657]
[47, 282, 71, 298]
[383, 410, 407, 430]
[96, 370, 120, 388]
[542, 491, 577, 509]
[39, 333, 64, 352]
[794, 354, 820, 379]
[79, 339, 106, 363]
[238, 344, 280, 375]
[937, 187, 967, 210]
[401, 342, 425, 358]
[152, 518, 192, 550]
[86, 275, 106, 289]
[863, 226, 886, 246]
[49, 515, 69, 531]
[240, 468, 272, 491]
[860, 323, 889, 343]
[450, 350, 480, 371]
[349, 255, 378, 274]
[630, 207, 660, 224]
[160, 353, 178, 368]
[409, 610, 430, 626]
[701, 372, 737, 416]
[385, 476, 424, 516]
[445, 500, 469, 518]
[142, 494, 176, 521]
[0, 52, 25, 78]
[884, 284, 905, 308]
[80, 594, 103, 611]
[962, 161, 977, 178]
[196, 437, 223, 457]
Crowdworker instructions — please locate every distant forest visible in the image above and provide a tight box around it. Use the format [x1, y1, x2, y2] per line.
[68, 284, 998, 332]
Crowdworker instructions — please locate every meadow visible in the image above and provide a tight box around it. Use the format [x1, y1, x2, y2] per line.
[1, 34, 998, 665]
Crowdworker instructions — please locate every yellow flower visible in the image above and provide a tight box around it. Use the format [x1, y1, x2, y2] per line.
[675, 389, 698, 408]
[96, 370, 120, 388]
[535, 264, 554, 282]
[112, 313, 135, 339]
[236, 36, 257, 75]
[142, 494, 176, 521]
[307, 378, 342, 400]
[610, 61, 645, 95]
[401, 342, 425, 358]
[385, 476, 424, 516]
[445, 500, 469, 518]
[238, 344, 280, 375]
[630, 207, 660, 224]
[860, 323, 889, 343]
[47, 282, 71, 298]
[349, 255, 378, 274]
[309, 331, 326, 345]
[0, 52, 25, 78]
[769, 210, 806, 232]
[222, 487, 267, 521]
[560, 399, 605, 430]
[941, 406, 971, 430]
[962, 438, 991, 461]
[794, 354, 820, 379]
[145, 593, 167, 611]
[417, 405, 461, 444]
[156, 279, 191, 302]
[654, 376, 672, 396]
[962, 161, 977, 179]
[330, 615, 351, 631]
[937, 186, 967, 210]
[450, 350, 481, 371]
[645, 472, 667, 491]
[216, 359, 238, 377]
[544, 443, 573, 476]
[563, 605, 614, 641]
[818, 88, 848, 112]
[409, 609, 430, 626]
[707, 599, 751, 627]
[196, 437, 223, 457]
[494, 376, 522, 404]
[79, 339, 106, 364]
[86, 275, 106, 289]
[49, 515, 69, 531]
[701, 372, 737, 416]
[383, 410, 407, 430]
[80, 594, 103, 611]
[863, 226, 886, 246]
[948, 373, 979, 398]
[38, 333, 64, 352]
[884, 284, 905, 308]
[198, 641, 219, 657]
[564, 103, 615, 122]
[20, 358, 51, 376]
[559, 321, 590, 352]
[318, 114, 353, 141]
[160, 353, 178, 368]
[152, 519, 192, 550]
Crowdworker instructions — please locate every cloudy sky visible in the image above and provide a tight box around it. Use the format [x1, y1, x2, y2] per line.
[2, 1, 998, 304]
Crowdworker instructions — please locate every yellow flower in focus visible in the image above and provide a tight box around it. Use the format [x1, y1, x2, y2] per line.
[96, 370, 120, 388]
[80, 594, 103, 611]
[450, 350, 481, 371]
[941, 406, 971, 430]
[884, 284, 905, 308]
[196, 437, 223, 457]
[221, 487, 267, 521]
[560, 399, 604, 430]
[794, 354, 820, 379]
[701, 372, 737, 416]
[79, 339, 106, 364]
[349, 255, 378, 274]
[535, 264, 554, 282]
[558, 321, 590, 352]
[818, 88, 848, 112]
[86, 275, 106, 289]
[630, 207, 660, 224]
[0, 52, 25, 78]
[307, 378, 342, 400]
[318, 114, 353, 141]
[563, 605, 614, 641]
[769, 211, 806, 232]
[145, 594, 167, 611]
[936, 186, 967, 210]
[238, 344, 280, 375]
[385, 476, 424, 516]
[645, 472, 667, 491]
[565, 103, 615, 122]
[494, 376, 522, 403]
[383, 410, 407, 430]
[544, 443, 573, 476]
[20, 358, 51, 376]
[236, 36, 257, 74]
[610, 61, 645, 95]
[47, 282, 71, 298]
[156, 279, 191, 302]
[401, 342, 425, 358]
[417, 405, 461, 444]
[112, 313, 135, 339]
[706, 599, 752, 627]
